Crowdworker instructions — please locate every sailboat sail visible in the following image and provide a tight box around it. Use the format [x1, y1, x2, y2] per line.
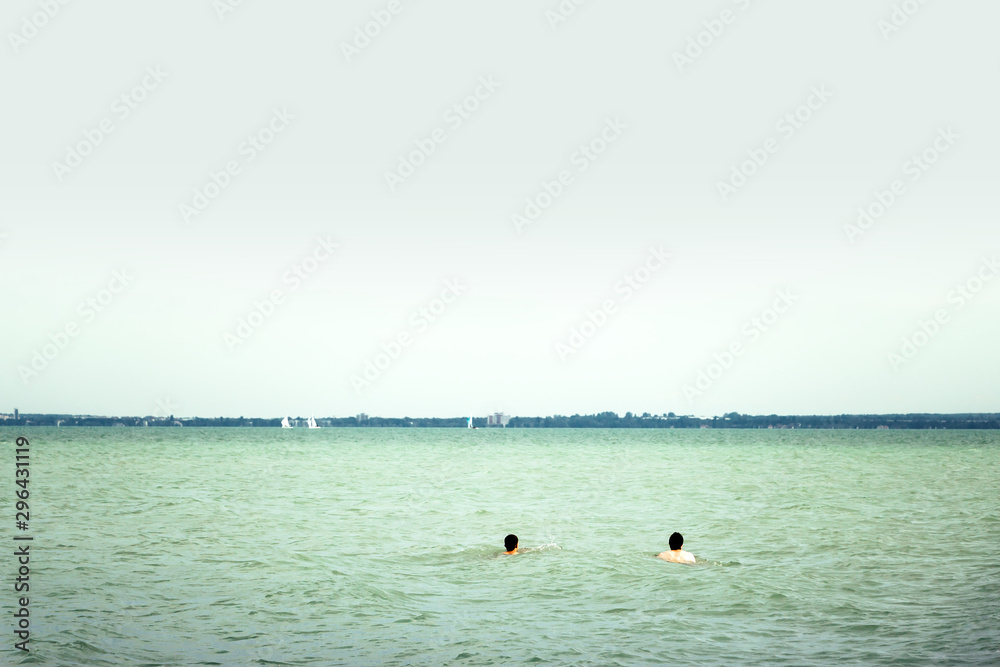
[307, 416, 320, 429]
[281, 416, 292, 428]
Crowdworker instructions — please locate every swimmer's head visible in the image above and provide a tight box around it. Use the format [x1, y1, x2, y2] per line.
[504, 534, 518, 552]
[669, 532, 683, 550]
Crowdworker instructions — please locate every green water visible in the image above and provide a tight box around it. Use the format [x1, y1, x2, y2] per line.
[1, 427, 997, 665]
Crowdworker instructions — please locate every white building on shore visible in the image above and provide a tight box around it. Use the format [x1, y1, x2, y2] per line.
[486, 412, 510, 427]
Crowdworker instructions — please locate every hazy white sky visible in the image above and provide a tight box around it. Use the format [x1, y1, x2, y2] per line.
[2, 0, 998, 418]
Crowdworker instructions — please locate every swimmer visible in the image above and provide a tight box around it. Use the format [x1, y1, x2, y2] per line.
[504, 534, 519, 555]
[657, 532, 695, 564]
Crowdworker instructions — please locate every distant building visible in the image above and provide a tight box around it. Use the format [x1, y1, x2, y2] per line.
[356, 413, 368, 423]
[14, 408, 18, 421]
[486, 412, 510, 427]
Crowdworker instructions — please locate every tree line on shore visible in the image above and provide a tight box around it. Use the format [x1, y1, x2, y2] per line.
[4, 412, 1000, 429]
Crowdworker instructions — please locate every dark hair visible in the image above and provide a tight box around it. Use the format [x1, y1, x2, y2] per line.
[669, 532, 683, 550]
[504, 534, 518, 551]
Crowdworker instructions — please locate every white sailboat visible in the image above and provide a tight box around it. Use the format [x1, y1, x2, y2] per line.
[281, 416, 293, 429]
[307, 416, 320, 429]
[468, 416, 477, 430]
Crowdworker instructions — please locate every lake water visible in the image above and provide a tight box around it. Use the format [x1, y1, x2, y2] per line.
[2, 427, 998, 665]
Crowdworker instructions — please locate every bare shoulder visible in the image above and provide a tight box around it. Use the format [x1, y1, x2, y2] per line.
[658, 549, 696, 564]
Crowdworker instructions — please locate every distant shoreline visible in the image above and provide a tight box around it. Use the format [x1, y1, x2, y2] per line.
[3, 413, 999, 429]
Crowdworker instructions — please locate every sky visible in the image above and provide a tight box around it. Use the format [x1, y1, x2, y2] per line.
[2, 0, 999, 419]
